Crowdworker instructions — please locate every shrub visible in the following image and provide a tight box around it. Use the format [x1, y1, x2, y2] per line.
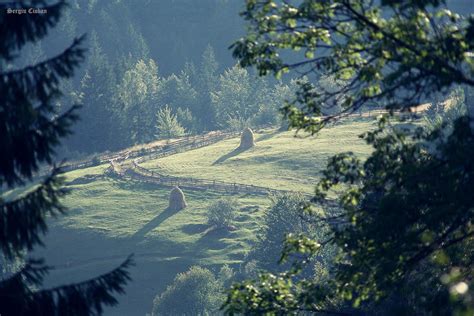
[424, 87, 467, 133]
[91, 155, 102, 165]
[207, 198, 238, 228]
[217, 264, 235, 288]
[250, 193, 316, 270]
[152, 266, 222, 316]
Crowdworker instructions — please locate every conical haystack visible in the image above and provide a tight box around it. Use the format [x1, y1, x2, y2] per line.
[238, 127, 256, 150]
[169, 186, 187, 211]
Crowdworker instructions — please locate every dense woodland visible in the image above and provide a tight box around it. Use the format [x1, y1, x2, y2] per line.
[12, 0, 299, 157]
[1, 0, 474, 315]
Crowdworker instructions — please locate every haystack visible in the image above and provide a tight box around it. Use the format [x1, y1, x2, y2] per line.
[168, 186, 187, 211]
[238, 127, 256, 150]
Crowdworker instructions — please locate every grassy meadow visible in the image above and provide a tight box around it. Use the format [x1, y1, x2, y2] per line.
[141, 119, 375, 193]
[35, 118, 376, 315]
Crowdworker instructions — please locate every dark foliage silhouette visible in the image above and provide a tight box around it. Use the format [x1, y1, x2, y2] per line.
[0, 1, 132, 315]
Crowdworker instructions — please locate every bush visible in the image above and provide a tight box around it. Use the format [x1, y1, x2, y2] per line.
[217, 264, 235, 288]
[250, 193, 316, 270]
[207, 198, 238, 228]
[152, 266, 222, 316]
[424, 87, 467, 133]
[91, 155, 102, 165]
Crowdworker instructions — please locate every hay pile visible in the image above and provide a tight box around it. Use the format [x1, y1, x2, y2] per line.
[168, 186, 187, 211]
[238, 127, 256, 150]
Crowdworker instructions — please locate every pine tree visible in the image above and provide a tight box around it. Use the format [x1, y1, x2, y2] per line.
[199, 44, 219, 93]
[211, 64, 269, 128]
[155, 105, 185, 139]
[58, 6, 77, 42]
[195, 44, 219, 130]
[117, 58, 161, 144]
[127, 23, 150, 61]
[67, 30, 119, 153]
[23, 42, 46, 67]
[0, 1, 132, 315]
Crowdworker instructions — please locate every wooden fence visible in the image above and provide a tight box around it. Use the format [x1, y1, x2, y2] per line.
[40, 109, 417, 177]
[37, 131, 240, 177]
[133, 131, 240, 164]
[113, 129, 299, 196]
[107, 131, 297, 197]
[128, 160, 299, 196]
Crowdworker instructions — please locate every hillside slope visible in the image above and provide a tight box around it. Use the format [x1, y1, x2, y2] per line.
[141, 120, 374, 193]
[34, 118, 375, 315]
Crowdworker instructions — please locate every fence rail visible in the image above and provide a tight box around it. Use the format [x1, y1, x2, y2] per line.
[132, 131, 240, 164]
[40, 109, 416, 177]
[108, 131, 297, 196]
[109, 111, 413, 199]
[128, 160, 300, 196]
[42, 109, 418, 202]
[37, 131, 240, 177]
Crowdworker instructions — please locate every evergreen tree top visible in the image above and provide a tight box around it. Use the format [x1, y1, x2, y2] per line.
[1, 1, 132, 314]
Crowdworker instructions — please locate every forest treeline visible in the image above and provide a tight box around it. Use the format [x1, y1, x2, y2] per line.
[8, 0, 474, 151]
[14, 0, 473, 158]
[13, 0, 303, 156]
[62, 40, 298, 154]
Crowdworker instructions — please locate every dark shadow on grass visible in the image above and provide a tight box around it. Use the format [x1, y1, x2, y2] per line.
[213, 147, 247, 165]
[132, 207, 180, 240]
[235, 213, 253, 222]
[181, 223, 209, 235]
[108, 176, 172, 193]
[196, 226, 231, 250]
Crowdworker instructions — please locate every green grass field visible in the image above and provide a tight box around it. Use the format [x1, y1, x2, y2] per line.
[141, 119, 375, 193]
[33, 118, 376, 315]
[60, 175, 269, 263]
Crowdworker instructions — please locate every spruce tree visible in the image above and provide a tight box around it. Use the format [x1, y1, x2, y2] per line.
[0, 1, 132, 315]
[199, 44, 219, 94]
[155, 105, 186, 139]
[67, 31, 118, 153]
[196, 45, 219, 130]
[117, 58, 160, 144]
